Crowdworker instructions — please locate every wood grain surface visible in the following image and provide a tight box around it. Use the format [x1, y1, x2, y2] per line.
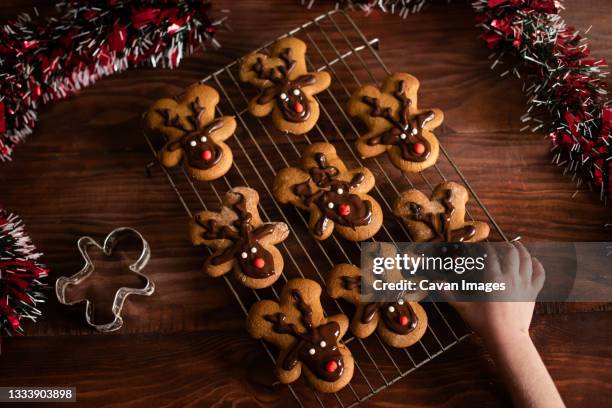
[1, 0, 611, 406]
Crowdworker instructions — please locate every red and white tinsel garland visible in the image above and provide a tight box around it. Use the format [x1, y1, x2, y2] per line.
[301, 0, 436, 15]
[474, 0, 610, 201]
[0, 208, 48, 351]
[0, 0, 219, 161]
[304, 0, 611, 203]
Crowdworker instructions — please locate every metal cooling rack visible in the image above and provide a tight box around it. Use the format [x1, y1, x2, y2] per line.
[144, 9, 509, 407]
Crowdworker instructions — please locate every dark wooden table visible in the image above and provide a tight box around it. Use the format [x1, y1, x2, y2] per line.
[1, 0, 611, 406]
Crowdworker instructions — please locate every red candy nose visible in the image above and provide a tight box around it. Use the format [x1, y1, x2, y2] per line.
[413, 142, 426, 155]
[325, 360, 338, 373]
[201, 150, 213, 161]
[338, 203, 351, 216]
[294, 101, 304, 113]
[399, 315, 409, 326]
[253, 257, 265, 269]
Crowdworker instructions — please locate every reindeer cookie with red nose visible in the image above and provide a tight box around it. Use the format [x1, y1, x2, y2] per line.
[273, 142, 383, 241]
[239, 37, 331, 135]
[247, 278, 354, 393]
[145, 84, 236, 181]
[189, 187, 289, 289]
[347, 73, 443, 173]
[327, 263, 428, 348]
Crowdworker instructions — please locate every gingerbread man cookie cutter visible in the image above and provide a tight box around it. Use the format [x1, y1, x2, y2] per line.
[55, 227, 155, 333]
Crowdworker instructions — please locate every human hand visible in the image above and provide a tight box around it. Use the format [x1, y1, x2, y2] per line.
[448, 242, 564, 407]
[450, 241, 545, 346]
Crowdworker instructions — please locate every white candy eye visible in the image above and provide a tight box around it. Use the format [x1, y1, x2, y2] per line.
[308, 348, 316, 355]
[336, 188, 344, 195]
[320, 341, 327, 348]
[251, 247, 257, 254]
[327, 202, 334, 209]
[201, 136, 207, 143]
[388, 306, 395, 313]
[190, 140, 197, 147]
[412, 128, 418, 135]
[280, 93, 287, 100]
[400, 133, 407, 140]
[293, 89, 300, 96]
[241, 252, 248, 259]
[397, 298, 405, 305]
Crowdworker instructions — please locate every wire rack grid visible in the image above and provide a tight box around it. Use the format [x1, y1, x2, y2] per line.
[144, 9, 508, 407]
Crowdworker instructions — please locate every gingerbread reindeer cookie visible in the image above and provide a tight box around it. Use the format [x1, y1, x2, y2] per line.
[145, 84, 236, 181]
[327, 263, 428, 348]
[247, 278, 354, 393]
[239, 37, 331, 135]
[393, 181, 490, 242]
[347, 73, 443, 173]
[273, 142, 383, 241]
[189, 187, 289, 289]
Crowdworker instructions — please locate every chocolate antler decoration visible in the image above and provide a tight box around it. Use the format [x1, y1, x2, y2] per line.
[196, 218, 240, 241]
[409, 189, 476, 242]
[156, 98, 224, 152]
[252, 48, 299, 85]
[276, 48, 297, 81]
[196, 194, 274, 244]
[363, 81, 434, 133]
[292, 290, 315, 331]
[310, 153, 340, 187]
[252, 57, 283, 85]
[264, 290, 313, 341]
[263, 311, 307, 341]
[264, 289, 344, 381]
[295, 154, 365, 197]
[362, 94, 407, 131]
[156, 97, 205, 134]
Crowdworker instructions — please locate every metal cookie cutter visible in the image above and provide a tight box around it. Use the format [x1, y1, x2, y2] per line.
[55, 227, 155, 332]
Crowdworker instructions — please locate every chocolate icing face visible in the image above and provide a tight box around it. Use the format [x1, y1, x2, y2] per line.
[196, 194, 276, 279]
[362, 80, 436, 163]
[381, 301, 418, 334]
[250, 48, 317, 124]
[169, 119, 224, 170]
[156, 99, 226, 170]
[288, 321, 344, 382]
[277, 85, 311, 122]
[291, 153, 373, 236]
[410, 189, 476, 242]
[264, 290, 345, 382]
[362, 299, 419, 335]
[207, 224, 275, 279]
[340, 275, 419, 335]
[311, 186, 373, 236]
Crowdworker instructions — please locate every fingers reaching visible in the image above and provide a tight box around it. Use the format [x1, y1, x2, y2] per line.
[515, 241, 533, 280]
[500, 242, 519, 276]
[531, 256, 545, 291]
